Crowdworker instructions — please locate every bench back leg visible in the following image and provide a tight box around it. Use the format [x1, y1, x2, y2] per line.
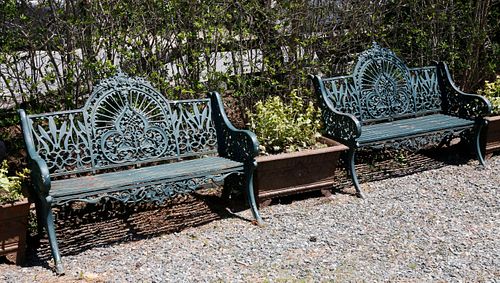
[245, 163, 263, 225]
[475, 123, 487, 166]
[347, 148, 366, 199]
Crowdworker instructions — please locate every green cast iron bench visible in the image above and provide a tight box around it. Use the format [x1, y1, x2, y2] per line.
[311, 42, 491, 198]
[19, 71, 262, 274]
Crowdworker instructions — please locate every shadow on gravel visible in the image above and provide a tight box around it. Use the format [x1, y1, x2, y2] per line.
[265, 143, 477, 206]
[21, 188, 240, 269]
[10, 143, 488, 271]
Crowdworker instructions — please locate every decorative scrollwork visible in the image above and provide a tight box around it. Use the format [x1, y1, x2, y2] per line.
[29, 111, 92, 176]
[220, 129, 257, 163]
[170, 100, 218, 156]
[319, 98, 361, 147]
[322, 77, 361, 119]
[437, 63, 491, 118]
[410, 67, 442, 113]
[209, 92, 258, 164]
[100, 106, 169, 163]
[311, 75, 361, 146]
[368, 130, 462, 151]
[86, 72, 176, 167]
[353, 42, 413, 121]
[85, 72, 219, 168]
[55, 172, 236, 206]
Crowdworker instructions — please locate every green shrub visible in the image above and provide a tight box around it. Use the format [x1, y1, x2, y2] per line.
[479, 75, 500, 115]
[0, 160, 29, 204]
[248, 90, 322, 154]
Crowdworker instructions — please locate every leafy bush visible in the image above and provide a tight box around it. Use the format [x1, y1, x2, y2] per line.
[479, 75, 500, 115]
[248, 90, 322, 154]
[0, 0, 497, 112]
[0, 160, 29, 204]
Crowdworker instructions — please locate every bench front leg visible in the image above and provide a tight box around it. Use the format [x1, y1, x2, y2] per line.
[474, 121, 488, 166]
[347, 148, 366, 199]
[41, 196, 64, 275]
[19, 109, 64, 271]
[208, 92, 262, 224]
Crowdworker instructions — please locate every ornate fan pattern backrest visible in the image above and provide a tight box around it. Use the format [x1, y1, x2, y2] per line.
[84, 72, 218, 170]
[85, 72, 175, 168]
[352, 43, 414, 122]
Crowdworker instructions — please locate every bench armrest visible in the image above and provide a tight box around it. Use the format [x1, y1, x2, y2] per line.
[310, 75, 362, 147]
[437, 62, 492, 119]
[19, 109, 51, 195]
[208, 92, 259, 164]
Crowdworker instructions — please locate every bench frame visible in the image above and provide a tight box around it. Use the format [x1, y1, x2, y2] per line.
[311, 43, 491, 198]
[19, 71, 262, 274]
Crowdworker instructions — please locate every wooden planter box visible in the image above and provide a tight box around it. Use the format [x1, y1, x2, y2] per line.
[484, 116, 500, 155]
[254, 137, 348, 205]
[0, 199, 30, 265]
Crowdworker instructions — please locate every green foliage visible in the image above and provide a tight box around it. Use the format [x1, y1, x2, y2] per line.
[248, 90, 321, 154]
[479, 75, 500, 115]
[0, 0, 497, 115]
[0, 160, 29, 204]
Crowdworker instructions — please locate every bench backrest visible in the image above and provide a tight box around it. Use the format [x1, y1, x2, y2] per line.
[320, 42, 442, 124]
[25, 72, 218, 177]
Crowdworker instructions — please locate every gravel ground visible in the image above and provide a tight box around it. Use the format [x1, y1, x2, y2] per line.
[1, 155, 499, 282]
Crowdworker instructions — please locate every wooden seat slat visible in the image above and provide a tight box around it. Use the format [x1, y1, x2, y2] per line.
[359, 114, 474, 144]
[51, 157, 242, 200]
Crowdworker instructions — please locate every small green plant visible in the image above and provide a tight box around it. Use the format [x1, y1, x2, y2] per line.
[479, 75, 500, 115]
[0, 160, 29, 204]
[248, 90, 322, 154]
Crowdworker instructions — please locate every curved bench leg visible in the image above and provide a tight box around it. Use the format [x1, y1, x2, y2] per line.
[348, 148, 365, 199]
[42, 197, 64, 275]
[245, 163, 263, 225]
[475, 124, 487, 166]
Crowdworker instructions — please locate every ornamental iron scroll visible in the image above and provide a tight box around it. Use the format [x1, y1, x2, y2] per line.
[54, 172, 233, 206]
[29, 111, 92, 176]
[169, 100, 218, 156]
[410, 67, 442, 113]
[436, 62, 492, 118]
[323, 77, 361, 119]
[318, 95, 361, 146]
[368, 130, 462, 152]
[85, 71, 176, 168]
[100, 105, 170, 164]
[208, 92, 258, 164]
[353, 42, 414, 122]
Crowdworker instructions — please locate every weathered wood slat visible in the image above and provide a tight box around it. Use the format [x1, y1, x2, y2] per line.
[359, 114, 474, 144]
[51, 157, 243, 199]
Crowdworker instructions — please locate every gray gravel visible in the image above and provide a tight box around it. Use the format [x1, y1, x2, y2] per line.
[1, 156, 499, 282]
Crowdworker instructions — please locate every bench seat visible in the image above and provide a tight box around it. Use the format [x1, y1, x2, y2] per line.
[311, 42, 491, 198]
[19, 71, 262, 274]
[359, 114, 474, 145]
[51, 157, 243, 204]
